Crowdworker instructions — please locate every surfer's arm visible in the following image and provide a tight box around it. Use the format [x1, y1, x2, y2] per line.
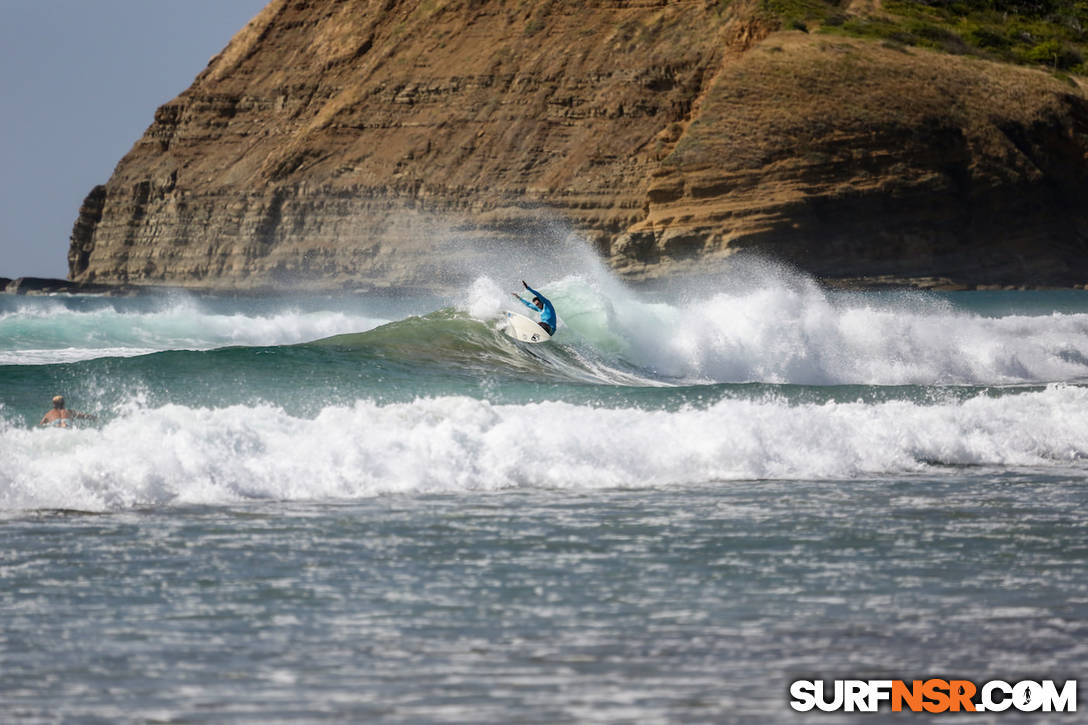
[514, 294, 538, 312]
[524, 284, 553, 311]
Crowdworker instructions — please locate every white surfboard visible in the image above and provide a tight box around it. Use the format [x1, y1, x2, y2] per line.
[504, 311, 552, 343]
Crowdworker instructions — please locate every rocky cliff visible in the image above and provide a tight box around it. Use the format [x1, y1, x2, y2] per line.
[68, 0, 1088, 290]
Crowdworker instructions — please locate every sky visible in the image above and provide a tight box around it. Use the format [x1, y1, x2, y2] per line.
[0, 0, 269, 279]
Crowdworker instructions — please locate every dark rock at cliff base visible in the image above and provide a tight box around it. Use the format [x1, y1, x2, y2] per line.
[67, 0, 1088, 291]
[5, 277, 80, 295]
[4, 277, 131, 296]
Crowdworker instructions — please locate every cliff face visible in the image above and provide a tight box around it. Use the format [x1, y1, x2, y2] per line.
[69, 0, 1088, 290]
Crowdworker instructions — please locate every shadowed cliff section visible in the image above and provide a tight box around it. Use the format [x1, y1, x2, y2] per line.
[68, 0, 1088, 290]
[618, 30, 1088, 287]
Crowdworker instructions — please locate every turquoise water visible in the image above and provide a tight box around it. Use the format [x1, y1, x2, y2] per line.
[2, 262, 1087, 721]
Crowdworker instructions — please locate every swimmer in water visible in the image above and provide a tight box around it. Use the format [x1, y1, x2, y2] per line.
[39, 395, 96, 428]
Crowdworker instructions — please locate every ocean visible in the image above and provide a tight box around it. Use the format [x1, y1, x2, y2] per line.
[2, 258, 1086, 722]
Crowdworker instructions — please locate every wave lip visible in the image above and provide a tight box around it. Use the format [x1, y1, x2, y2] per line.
[3, 385, 1086, 512]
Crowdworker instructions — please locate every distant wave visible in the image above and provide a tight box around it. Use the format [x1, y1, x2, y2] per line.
[0, 296, 390, 364]
[3, 385, 1087, 512]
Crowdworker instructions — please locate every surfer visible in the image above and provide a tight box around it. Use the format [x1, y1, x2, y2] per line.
[39, 395, 96, 428]
[512, 281, 556, 335]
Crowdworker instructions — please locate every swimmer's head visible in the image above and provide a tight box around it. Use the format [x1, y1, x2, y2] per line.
[52, 395, 65, 409]
[532, 297, 542, 309]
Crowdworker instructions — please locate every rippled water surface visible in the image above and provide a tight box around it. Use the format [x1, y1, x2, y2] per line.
[3, 477, 1086, 723]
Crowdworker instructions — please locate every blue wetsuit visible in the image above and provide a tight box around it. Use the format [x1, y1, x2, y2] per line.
[517, 285, 556, 335]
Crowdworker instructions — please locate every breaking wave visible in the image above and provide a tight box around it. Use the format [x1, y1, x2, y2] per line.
[3, 384, 1087, 512]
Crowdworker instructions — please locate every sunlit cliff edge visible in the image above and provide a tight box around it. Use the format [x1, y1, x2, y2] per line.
[67, 0, 1088, 291]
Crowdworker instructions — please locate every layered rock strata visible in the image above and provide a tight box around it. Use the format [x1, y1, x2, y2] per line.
[68, 0, 1088, 290]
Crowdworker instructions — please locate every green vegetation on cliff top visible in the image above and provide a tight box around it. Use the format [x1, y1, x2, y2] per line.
[764, 0, 1088, 74]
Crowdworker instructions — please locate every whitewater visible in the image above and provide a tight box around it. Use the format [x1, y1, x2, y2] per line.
[3, 259, 1087, 722]
[4, 263, 1088, 509]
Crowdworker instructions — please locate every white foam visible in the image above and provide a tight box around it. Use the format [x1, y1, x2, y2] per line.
[0, 347, 164, 365]
[3, 385, 1086, 512]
